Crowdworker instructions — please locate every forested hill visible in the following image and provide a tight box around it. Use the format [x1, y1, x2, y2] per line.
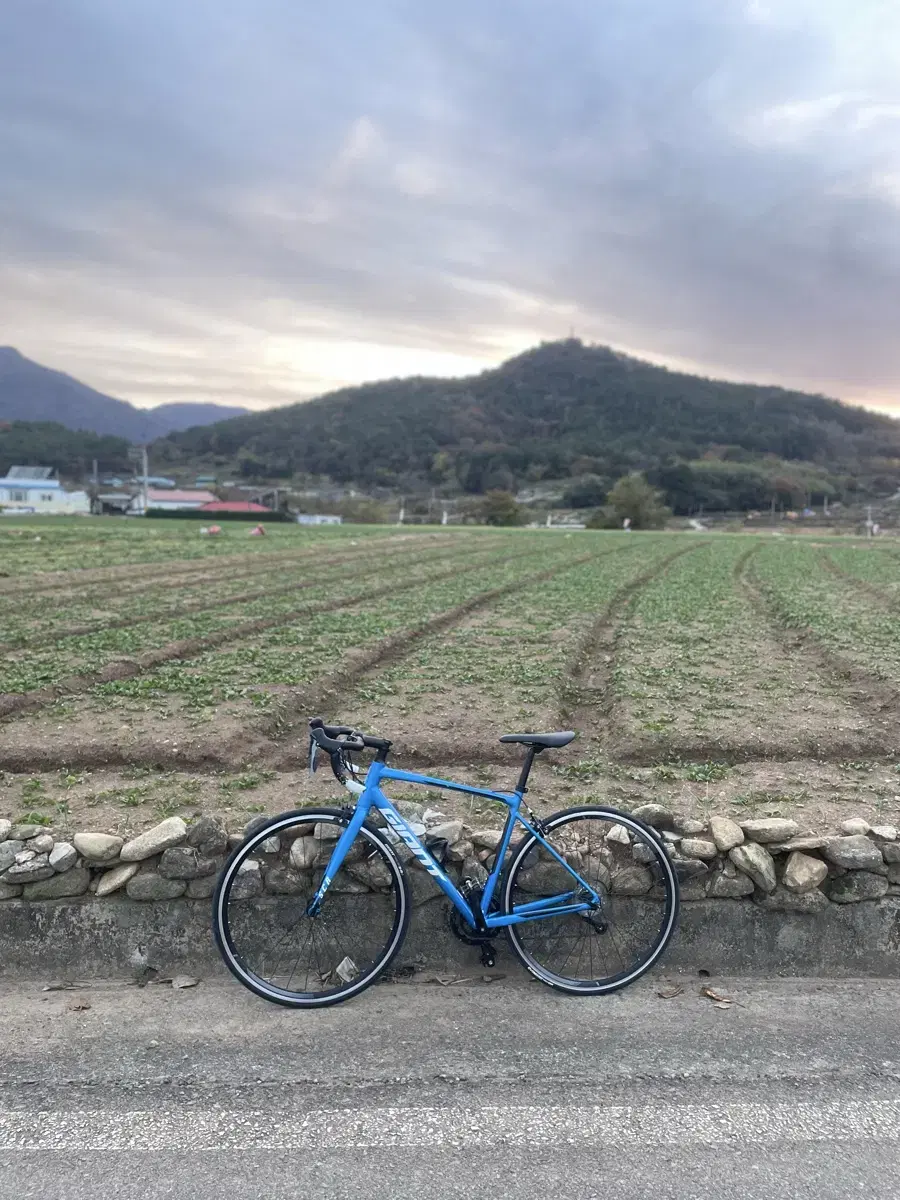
[155, 340, 900, 495]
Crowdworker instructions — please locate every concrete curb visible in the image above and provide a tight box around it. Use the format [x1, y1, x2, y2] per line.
[2, 894, 899, 981]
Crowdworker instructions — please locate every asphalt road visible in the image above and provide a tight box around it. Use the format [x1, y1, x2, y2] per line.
[2, 970, 899, 1198]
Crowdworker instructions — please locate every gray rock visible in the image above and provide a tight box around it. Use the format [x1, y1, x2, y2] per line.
[73, 832, 124, 863]
[755, 885, 828, 913]
[10, 824, 44, 841]
[289, 836, 318, 871]
[740, 819, 800, 844]
[729, 843, 777, 893]
[673, 816, 706, 836]
[632, 842, 656, 865]
[22, 867, 91, 900]
[708, 868, 754, 898]
[606, 823, 631, 845]
[471, 829, 502, 850]
[261, 836, 281, 855]
[823, 835, 884, 871]
[48, 842, 77, 873]
[679, 875, 710, 901]
[348, 857, 393, 890]
[447, 839, 474, 863]
[126, 872, 187, 901]
[313, 822, 341, 842]
[15, 849, 35, 864]
[671, 856, 708, 881]
[0, 841, 24, 874]
[422, 808, 448, 828]
[187, 815, 229, 857]
[158, 847, 217, 880]
[186, 876, 217, 900]
[883, 843, 900, 864]
[461, 855, 488, 886]
[840, 818, 870, 836]
[95, 863, 139, 896]
[230, 860, 263, 899]
[870, 825, 898, 842]
[631, 804, 675, 830]
[3, 855, 54, 883]
[394, 800, 426, 823]
[769, 836, 828, 853]
[887, 863, 900, 886]
[783, 851, 828, 894]
[243, 814, 271, 839]
[827, 871, 890, 904]
[121, 817, 187, 862]
[31, 833, 54, 854]
[661, 831, 681, 844]
[426, 821, 464, 846]
[0, 820, 10, 842]
[709, 816, 744, 852]
[610, 866, 653, 895]
[264, 865, 308, 895]
[679, 838, 718, 861]
[0, 881, 22, 900]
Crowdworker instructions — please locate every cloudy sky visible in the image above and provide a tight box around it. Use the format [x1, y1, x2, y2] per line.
[1, 0, 899, 413]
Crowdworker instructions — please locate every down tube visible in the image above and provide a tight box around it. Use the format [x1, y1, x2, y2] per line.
[371, 789, 476, 922]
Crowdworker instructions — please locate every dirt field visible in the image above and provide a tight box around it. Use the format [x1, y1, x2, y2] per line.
[2, 517, 900, 837]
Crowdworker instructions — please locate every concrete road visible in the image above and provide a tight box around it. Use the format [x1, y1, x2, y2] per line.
[1, 971, 899, 1198]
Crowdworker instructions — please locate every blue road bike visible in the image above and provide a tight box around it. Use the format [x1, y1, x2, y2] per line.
[214, 719, 679, 1007]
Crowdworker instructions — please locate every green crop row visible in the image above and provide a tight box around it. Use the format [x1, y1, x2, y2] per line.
[91, 539, 594, 712]
[750, 539, 900, 686]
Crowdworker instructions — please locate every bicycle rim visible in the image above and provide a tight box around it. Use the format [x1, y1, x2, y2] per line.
[502, 807, 679, 995]
[214, 808, 409, 1008]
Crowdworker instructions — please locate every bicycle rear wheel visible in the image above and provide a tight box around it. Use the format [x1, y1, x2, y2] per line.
[502, 806, 679, 995]
[214, 807, 410, 1008]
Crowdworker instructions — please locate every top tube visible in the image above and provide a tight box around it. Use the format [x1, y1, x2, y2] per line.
[372, 761, 519, 806]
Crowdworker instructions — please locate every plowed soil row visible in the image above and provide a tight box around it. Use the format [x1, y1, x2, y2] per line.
[0, 537, 487, 653]
[0, 547, 533, 722]
[562, 540, 705, 740]
[0, 531, 450, 602]
[267, 551, 599, 765]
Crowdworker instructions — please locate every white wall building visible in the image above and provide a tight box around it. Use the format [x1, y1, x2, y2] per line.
[0, 467, 90, 516]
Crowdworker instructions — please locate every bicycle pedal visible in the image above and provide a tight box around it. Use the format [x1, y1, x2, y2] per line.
[480, 944, 496, 969]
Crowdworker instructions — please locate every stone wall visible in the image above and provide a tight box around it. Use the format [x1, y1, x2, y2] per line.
[1, 802, 898, 913]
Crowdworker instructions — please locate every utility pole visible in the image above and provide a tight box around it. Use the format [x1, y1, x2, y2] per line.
[398, 497, 405, 525]
[441, 507, 449, 526]
[141, 446, 149, 514]
[865, 504, 874, 539]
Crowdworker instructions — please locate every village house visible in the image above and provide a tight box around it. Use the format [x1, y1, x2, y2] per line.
[0, 466, 91, 515]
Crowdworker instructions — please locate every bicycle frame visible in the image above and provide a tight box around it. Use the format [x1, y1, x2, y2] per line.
[310, 759, 602, 927]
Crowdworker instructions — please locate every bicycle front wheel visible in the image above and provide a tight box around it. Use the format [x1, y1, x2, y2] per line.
[214, 807, 410, 1008]
[502, 806, 679, 995]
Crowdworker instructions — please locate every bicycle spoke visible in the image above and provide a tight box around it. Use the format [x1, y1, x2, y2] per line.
[216, 812, 406, 1006]
[505, 809, 678, 993]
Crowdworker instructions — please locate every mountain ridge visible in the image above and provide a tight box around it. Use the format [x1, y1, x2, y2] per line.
[0, 347, 247, 440]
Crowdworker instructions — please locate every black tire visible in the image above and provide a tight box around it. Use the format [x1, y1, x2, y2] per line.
[502, 806, 679, 995]
[213, 807, 410, 1008]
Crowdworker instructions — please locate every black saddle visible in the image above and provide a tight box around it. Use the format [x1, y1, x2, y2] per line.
[499, 731, 576, 749]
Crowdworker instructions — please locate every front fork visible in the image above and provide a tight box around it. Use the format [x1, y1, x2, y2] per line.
[305, 803, 368, 917]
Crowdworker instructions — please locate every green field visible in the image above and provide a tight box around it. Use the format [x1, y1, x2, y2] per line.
[1, 518, 900, 836]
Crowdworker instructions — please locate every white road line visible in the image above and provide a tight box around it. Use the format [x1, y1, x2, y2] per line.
[1, 1101, 900, 1151]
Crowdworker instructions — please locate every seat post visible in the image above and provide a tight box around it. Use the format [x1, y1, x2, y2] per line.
[515, 746, 539, 795]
